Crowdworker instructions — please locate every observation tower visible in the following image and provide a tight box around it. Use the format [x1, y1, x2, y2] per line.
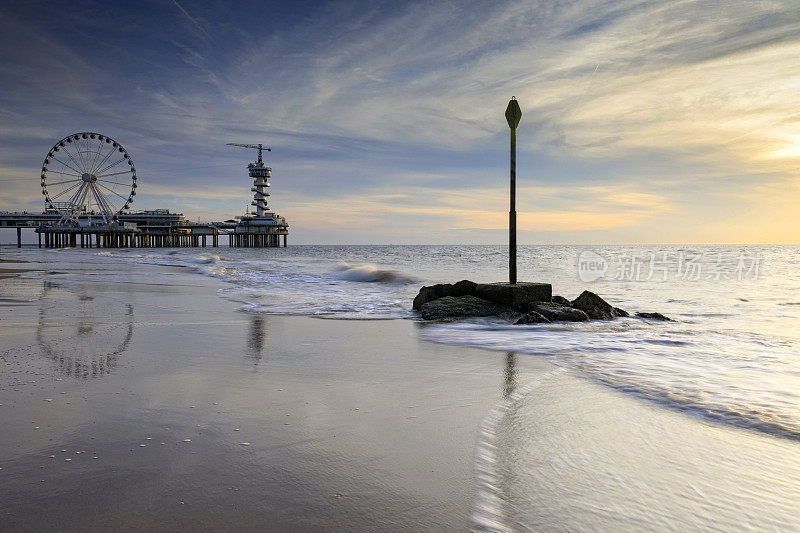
[225, 143, 289, 247]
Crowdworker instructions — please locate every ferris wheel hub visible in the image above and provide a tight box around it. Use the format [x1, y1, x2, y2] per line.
[81, 173, 97, 183]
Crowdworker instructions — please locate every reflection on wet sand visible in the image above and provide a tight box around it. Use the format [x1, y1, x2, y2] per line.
[245, 315, 268, 365]
[36, 282, 134, 378]
[499, 351, 520, 527]
[504, 352, 516, 399]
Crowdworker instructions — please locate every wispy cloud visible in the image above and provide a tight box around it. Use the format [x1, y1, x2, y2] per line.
[1, 1, 800, 243]
[171, 0, 213, 41]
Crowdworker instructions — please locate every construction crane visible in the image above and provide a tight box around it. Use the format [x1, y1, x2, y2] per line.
[226, 143, 274, 217]
[226, 143, 271, 163]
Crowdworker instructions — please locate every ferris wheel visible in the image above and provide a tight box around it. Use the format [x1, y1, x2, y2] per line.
[41, 132, 137, 224]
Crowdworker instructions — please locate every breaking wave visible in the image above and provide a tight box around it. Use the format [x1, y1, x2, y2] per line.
[335, 262, 416, 283]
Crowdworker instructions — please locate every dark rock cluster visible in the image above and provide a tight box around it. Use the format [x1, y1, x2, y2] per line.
[412, 280, 477, 310]
[515, 302, 589, 324]
[635, 312, 671, 321]
[412, 281, 671, 323]
[418, 295, 511, 321]
[412, 280, 551, 311]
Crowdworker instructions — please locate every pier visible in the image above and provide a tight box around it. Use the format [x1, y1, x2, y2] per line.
[0, 209, 290, 249]
[0, 133, 289, 249]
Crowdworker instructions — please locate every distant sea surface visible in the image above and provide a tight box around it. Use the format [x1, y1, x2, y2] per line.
[18, 244, 800, 529]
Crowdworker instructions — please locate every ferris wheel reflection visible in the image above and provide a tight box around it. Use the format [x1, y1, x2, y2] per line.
[37, 282, 135, 379]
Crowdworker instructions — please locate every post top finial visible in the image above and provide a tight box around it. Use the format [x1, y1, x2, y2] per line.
[505, 98, 522, 129]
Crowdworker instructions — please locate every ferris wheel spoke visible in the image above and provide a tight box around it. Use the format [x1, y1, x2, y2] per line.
[88, 185, 109, 224]
[88, 140, 104, 175]
[86, 182, 95, 216]
[97, 170, 134, 178]
[62, 147, 86, 174]
[92, 144, 109, 175]
[50, 181, 82, 200]
[71, 183, 91, 212]
[81, 141, 94, 174]
[79, 140, 92, 171]
[91, 183, 116, 222]
[95, 183, 117, 211]
[74, 141, 88, 172]
[95, 180, 127, 192]
[47, 178, 82, 187]
[50, 156, 82, 175]
[95, 182, 130, 203]
[96, 157, 126, 176]
[91, 145, 115, 175]
[95, 178, 125, 187]
[47, 169, 82, 178]
[64, 186, 82, 215]
[90, 141, 106, 175]
[87, 184, 106, 222]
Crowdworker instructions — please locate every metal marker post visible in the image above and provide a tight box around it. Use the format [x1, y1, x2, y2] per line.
[505, 97, 522, 285]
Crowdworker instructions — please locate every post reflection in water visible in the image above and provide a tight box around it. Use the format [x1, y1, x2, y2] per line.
[245, 315, 268, 366]
[499, 351, 519, 521]
[36, 281, 135, 379]
[504, 351, 516, 399]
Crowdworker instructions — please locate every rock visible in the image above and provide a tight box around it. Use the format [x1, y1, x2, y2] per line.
[613, 307, 629, 317]
[419, 295, 511, 320]
[474, 282, 552, 311]
[571, 290, 616, 320]
[530, 303, 589, 322]
[552, 295, 571, 306]
[515, 311, 552, 324]
[412, 280, 477, 310]
[636, 312, 671, 321]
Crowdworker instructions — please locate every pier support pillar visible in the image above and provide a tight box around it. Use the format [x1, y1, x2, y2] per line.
[17, 227, 22, 248]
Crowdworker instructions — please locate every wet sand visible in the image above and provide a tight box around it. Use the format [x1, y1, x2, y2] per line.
[0, 268, 41, 279]
[0, 256, 549, 531]
[494, 371, 800, 530]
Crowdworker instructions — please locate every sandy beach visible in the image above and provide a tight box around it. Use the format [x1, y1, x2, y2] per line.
[0, 252, 549, 531]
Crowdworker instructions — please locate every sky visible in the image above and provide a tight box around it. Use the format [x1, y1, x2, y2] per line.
[1, 0, 799, 244]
